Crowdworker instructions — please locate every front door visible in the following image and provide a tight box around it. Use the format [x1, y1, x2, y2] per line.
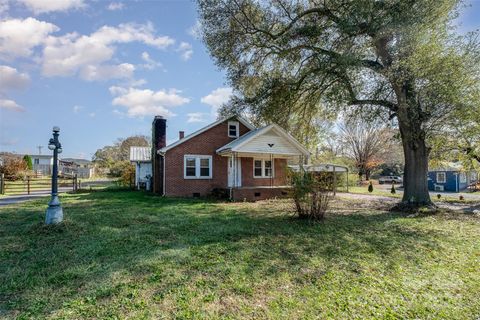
[228, 156, 241, 187]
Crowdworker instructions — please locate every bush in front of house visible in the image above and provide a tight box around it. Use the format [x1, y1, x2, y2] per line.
[290, 170, 332, 221]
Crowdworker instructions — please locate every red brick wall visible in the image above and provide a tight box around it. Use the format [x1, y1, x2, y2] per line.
[164, 120, 250, 197]
[232, 187, 291, 201]
[241, 158, 288, 187]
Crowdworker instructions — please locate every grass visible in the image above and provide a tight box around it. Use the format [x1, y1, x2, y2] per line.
[348, 185, 402, 198]
[0, 190, 479, 319]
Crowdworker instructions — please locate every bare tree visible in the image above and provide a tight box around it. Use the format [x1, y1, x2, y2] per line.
[339, 119, 395, 181]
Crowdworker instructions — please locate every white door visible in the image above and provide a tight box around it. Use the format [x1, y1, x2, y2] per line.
[228, 156, 241, 187]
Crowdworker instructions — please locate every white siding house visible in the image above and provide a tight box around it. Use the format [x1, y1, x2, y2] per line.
[30, 154, 54, 175]
[130, 146, 152, 190]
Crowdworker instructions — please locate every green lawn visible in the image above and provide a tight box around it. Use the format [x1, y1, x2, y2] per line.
[0, 190, 479, 319]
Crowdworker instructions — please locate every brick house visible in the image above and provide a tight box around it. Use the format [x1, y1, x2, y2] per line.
[152, 115, 310, 201]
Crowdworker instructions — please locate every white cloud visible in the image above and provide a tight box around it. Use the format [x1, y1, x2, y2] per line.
[17, 0, 85, 14]
[109, 86, 190, 118]
[42, 22, 174, 80]
[177, 42, 193, 61]
[0, 99, 24, 112]
[141, 51, 162, 70]
[187, 112, 208, 123]
[79, 63, 135, 81]
[0, 65, 30, 91]
[72, 105, 83, 113]
[126, 78, 147, 87]
[88, 112, 96, 117]
[0, 17, 59, 60]
[91, 22, 174, 49]
[201, 87, 233, 115]
[107, 2, 124, 10]
[187, 20, 202, 39]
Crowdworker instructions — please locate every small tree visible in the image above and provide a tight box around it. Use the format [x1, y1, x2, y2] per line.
[0, 157, 28, 180]
[23, 155, 33, 170]
[368, 181, 373, 193]
[290, 170, 332, 221]
[391, 183, 396, 194]
[120, 163, 136, 187]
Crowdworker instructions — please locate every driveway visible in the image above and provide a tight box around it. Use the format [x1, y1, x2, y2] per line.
[0, 187, 71, 206]
[373, 184, 480, 201]
[338, 192, 480, 214]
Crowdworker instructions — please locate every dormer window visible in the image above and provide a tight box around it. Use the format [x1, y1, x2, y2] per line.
[228, 121, 239, 138]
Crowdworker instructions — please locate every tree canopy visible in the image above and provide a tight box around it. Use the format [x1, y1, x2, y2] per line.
[198, 0, 480, 207]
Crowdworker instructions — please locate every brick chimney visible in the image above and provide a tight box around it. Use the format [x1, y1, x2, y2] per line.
[152, 116, 166, 151]
[152, 116, 167, 194]
[179, 131, 185, 139]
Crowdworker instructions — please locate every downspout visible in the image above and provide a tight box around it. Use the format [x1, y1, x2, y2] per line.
[163, 154, 166, 196]
[158, 150, 166, 197]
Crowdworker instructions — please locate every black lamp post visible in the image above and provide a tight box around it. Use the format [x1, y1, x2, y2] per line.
[45, 126, 63, 225]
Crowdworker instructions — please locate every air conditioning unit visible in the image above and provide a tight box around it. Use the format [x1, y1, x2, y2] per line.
[434, 185, 444, 191]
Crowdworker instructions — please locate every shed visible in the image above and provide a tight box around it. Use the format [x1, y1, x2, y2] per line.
[130, 146, 152, 190]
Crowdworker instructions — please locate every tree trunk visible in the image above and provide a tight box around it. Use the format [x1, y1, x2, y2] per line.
[397, 106, 433, 207]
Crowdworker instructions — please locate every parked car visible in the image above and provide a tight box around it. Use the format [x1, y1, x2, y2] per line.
[378, 176, 403, 184]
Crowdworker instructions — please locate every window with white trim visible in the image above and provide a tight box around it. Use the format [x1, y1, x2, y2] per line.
[253, 159, 274, 178]
[460, 172, 467, 183]
[436, 172, 446, 183]
[228, 121, 239, 138]
[184, 155, 212, 179]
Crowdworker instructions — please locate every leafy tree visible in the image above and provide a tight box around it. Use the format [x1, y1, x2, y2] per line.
[429, 106, 480, 169]
[93, 135, 149, 165]
[198, 0, 480, 207]
[22, 155, 33, 170]
[93, 135, 150, 177]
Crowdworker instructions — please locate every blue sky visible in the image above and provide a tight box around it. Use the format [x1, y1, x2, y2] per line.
[0, 0, 479, 159]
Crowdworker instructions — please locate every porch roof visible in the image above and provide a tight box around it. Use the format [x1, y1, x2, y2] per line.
[216, 124, 310, 157]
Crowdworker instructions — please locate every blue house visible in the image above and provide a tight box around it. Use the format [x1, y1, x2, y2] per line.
[428, 163, 478, 192]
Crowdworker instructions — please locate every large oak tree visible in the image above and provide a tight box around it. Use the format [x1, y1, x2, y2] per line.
[198, 0, 480, 207]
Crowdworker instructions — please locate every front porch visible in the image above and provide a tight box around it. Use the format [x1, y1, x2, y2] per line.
[215, 124, 311, 201]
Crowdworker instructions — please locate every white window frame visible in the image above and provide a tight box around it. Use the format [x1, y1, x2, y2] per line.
[460, 172, 467, 183]
[228, 121, 239, 138]
[184, 155, 212, 179]
[253, 158, 274, 178]
[436, 172, 446, 183]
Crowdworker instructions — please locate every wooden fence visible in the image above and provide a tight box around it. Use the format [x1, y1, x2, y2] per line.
[0, 174, 78, 195]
